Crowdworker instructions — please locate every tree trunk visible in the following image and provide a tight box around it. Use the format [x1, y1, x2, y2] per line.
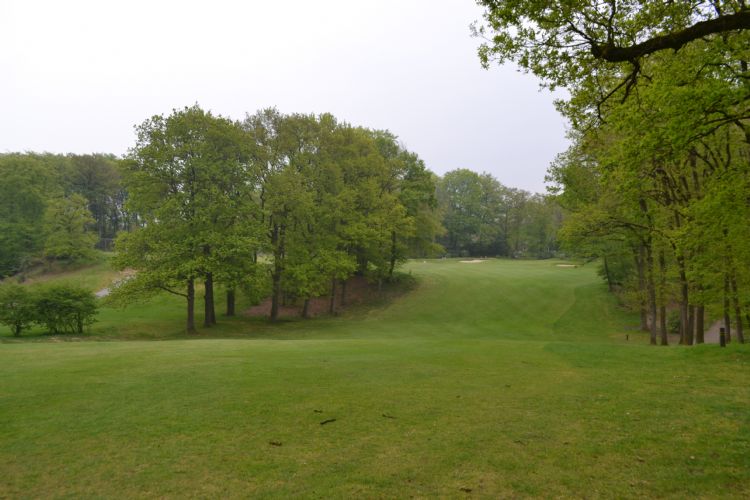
[226, 289, 235, 317]
[723, 274, 732, 343]
[695, 305, 705, 344]
[329, 278, 337, 315]
[302, 298, 311, 319]
[341, 279, 347, 307]
[658, 250, 668, 345]
[187, 278, 196, 333]
[204, 272, 216, 327]
[636, 246, 649, 331]
[677, 255, 690, 345]
[645, 243, 658, 345]
[389, 230, 397, 278]
[270, 223, 285, 322]
[659, 305, 668, 345]
[730, 276, 745, 344]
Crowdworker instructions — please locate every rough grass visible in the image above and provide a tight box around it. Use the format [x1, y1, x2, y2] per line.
[1, 258, 748, 498]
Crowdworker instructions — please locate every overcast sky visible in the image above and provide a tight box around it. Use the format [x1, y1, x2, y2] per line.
[1, 0, 568, 193]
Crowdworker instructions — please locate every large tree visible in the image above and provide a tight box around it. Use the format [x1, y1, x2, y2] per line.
[114, 105, 259, 333]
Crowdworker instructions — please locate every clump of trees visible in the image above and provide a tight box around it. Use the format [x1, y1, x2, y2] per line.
[0, 152, 130, 278]
[0, 284, 98, 336]
[111, 106, 443, 332]
[476, 0, 750, 344]
[437, 169, 562, 258]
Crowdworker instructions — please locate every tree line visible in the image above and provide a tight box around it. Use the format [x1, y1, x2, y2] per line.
[436, 169, 562, 258]
[477, 0, 750, 344]
[0, 152, 131, 278]
[1, 107, 565, 334]
[110, 106, 445, 332]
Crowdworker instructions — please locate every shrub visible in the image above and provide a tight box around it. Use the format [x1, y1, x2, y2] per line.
[0, 284, 36, 336]
[34, 285, 98, 334]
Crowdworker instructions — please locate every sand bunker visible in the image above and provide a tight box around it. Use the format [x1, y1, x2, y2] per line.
[556, 264, 577, 268]
[460, 259, 485, 264]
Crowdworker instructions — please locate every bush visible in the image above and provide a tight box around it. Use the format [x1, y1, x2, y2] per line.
[34, 285, 98, 334]
[0, 284, 36, 336]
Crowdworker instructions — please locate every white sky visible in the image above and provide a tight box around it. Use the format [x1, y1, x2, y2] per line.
[1, 0, 568, 193]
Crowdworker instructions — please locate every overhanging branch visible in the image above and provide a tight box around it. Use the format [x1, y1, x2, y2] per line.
[590, 10, 750, 62]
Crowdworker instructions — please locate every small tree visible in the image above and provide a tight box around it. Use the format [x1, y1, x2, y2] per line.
[34, 285, 98, 334]
[0, 284, 36, 336]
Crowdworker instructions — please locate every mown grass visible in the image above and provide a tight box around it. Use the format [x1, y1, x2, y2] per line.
[0, 258, 748, 498]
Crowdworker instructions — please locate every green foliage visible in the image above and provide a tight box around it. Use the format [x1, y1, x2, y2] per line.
[32, 284, 98, 334]
[64, 154, 128, 243]
[43, 194, 98, 263]
[485, 0, 750, 341]
[0, 152, 131, 276]
[0, 284, 36, 336]
[0, 155, 60, 277]
[437, 169, 561, 258]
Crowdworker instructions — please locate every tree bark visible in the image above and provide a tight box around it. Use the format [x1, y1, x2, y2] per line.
[658, 250, 668, 345]
[636, 246, 649, 331]
[270, 222, 285, 322]
[687, 304, 695, 346]
[645, 242, 658, 345]
[590, 11, 750, 62]
[187, 278, 196, 333]
[676, 255, 690, 345]
[226, 289, 235, 317]
[204, 272, 216, 327]
[723, 274, 732, 343]
[730, 276, 745, 344]
[659, 305, 668, 346]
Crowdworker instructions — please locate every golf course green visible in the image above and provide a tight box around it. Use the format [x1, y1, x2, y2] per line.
[1, 259, 748, 497]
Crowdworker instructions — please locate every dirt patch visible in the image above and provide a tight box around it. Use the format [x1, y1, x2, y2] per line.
[96, 269, 136, 298]
[244, 275, 382, 319]
[459, 259, 485, 264]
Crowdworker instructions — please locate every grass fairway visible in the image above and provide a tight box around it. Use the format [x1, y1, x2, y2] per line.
[1, 260, 748, 498]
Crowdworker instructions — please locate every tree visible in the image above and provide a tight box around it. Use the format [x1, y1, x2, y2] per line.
[42, 194, 98, 263]
[437, 169, 484, 256]
[64, 154, 129, 246]
[475, 1, 750, 97]
[0, 284, 36, 336]
[114, 105, 260, 333]
[0, 154, 59, 277]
